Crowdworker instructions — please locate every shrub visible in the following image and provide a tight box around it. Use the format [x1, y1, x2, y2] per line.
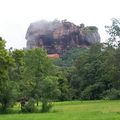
[21, 98, 36, 113]
[102, 89, 120, 100]
[81, 83, 104, 100]
[41, 101, 53, 112]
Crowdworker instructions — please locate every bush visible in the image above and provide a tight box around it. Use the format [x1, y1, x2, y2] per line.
[102, 89, 120, 100]
[41, 101, 53, 112]
[81, 83, 104, 100]
[0, 106, 10, 114]
[21, 98, 36, 113]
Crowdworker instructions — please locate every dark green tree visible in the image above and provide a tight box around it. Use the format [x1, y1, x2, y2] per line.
[9, 49, 27, 109]
[72, 44, 107, 100]
[24, 48, 60, 112]
[0, 38, 15, 112]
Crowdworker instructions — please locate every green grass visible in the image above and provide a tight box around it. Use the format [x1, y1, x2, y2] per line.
[0, 100, 120, 120]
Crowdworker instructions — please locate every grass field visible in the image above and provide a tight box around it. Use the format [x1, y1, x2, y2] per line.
[0, 100, 120, 120]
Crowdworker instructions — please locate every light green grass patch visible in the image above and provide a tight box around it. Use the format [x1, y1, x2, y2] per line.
[0, 100, 120, 120]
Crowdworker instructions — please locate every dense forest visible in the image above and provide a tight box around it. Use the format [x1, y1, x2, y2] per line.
[0, 18, 120, 113]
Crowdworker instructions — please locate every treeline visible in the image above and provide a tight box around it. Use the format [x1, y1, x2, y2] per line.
[0, 18, 120, 113]
[58, 43, 120, 100]
[0, 41, 60, 113]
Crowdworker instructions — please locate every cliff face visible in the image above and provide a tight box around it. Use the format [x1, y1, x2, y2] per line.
[26, 20, 100, 54]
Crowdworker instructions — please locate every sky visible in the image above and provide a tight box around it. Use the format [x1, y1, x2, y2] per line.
[0, 0, 120, 49]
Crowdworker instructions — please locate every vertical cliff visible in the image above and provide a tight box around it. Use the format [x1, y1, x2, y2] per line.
[26, 20, 100, 55]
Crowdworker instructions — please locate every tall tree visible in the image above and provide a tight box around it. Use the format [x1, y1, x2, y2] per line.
[9, 49, 26, 108]
[24, 48, 60, 112]
[0, 38, 14, 112]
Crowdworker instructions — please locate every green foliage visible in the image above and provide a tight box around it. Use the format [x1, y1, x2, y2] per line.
[81, 83, 105, 100]
[21, 98, 36, 113]
[71, 42, 120, 100]
[9, 49, 25, 101]
[40, 76, 60, 100]
[102, 89, 120, 100]
[23, 48, 60, 112]
[40, 76, 60, 112]
[55, 67, 73, 101]
[41, 101, 52, 112]
[83, 26, 98, 34]
[105, 18, 120, 47]
[54, 48, 87, 67]
[0, 43, 61, 113]
[0, 37, 15, 112]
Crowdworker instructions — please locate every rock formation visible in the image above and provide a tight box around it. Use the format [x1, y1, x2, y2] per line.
[25, 19, 100, 55]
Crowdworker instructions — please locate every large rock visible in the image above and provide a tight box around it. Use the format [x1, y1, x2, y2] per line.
[25, 20, 100, 54]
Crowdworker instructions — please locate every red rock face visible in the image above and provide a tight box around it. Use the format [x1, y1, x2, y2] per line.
[47, 54, 60, 59]
[26, 20, 100, 55]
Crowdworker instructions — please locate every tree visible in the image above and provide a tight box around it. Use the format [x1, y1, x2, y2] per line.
[54, 48, 87, 67]
[9, 49, 26, 109]
[104, 18, 120, 98]
[24, 48, 60, 112]
[105, 18, 120, 47]
[0, 37, 15, 112]
[40, 76, 60, 112]
[72, 44, 108, 100]
[55, 67, 73, 101]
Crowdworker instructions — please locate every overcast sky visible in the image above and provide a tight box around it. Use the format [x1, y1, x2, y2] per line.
[0, 0, 120, 49]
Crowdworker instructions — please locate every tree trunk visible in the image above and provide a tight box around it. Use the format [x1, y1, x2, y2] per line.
[36, 99, 39, 106]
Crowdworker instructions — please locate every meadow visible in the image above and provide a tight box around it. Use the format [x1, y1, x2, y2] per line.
[0, 100, 120, 120]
